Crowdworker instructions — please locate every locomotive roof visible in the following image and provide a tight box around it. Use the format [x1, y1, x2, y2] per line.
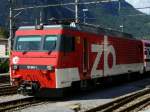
[73, 23, 133, 39]
[18, 23, 133, 39]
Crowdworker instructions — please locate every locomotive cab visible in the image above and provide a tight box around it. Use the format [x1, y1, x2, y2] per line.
[10, 24, 76, 96]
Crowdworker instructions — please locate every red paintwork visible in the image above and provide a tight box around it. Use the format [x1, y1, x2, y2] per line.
[10, 25, 145, 90]
[16, 29, 63, 36]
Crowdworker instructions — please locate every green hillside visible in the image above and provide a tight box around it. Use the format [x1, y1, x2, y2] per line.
[1, 0, 150, 39]
[86, 2, 150, 39]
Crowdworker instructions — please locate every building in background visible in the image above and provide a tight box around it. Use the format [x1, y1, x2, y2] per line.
[0, 38, 8, 58]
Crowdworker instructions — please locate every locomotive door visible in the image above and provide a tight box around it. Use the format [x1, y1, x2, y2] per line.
[83, 39, 89, 76]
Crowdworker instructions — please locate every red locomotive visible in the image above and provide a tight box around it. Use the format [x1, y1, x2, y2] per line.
[10, 22, 148, 97]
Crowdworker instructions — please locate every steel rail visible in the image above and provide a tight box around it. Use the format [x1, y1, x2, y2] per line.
[0, 73, 9, 76]
[0, 83, 11, 88]
[85, 88, 150, 112]
[0, 85, 17, 96]
[0, 97, 40, 112]
[115, 94, 150, 112]
[134, 101, 150, 112]
[0, 73, 10, 84]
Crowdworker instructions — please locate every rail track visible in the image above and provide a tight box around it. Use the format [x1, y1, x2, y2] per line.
[0, 97, 41, 112]
[85, 87, 150, 112]
[0, 73, 10, 83]
[0, 85, 17, 96]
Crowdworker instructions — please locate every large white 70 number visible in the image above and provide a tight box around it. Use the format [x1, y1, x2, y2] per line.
[91, 44, 103, 78]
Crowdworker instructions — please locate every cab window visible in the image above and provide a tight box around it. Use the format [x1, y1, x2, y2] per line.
[44, 36, 58, 51]
[62, 36, 75, 52]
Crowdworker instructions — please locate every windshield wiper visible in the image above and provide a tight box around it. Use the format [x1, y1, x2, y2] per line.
[22, 50, 28, 54]
[48, 51, 52, 55]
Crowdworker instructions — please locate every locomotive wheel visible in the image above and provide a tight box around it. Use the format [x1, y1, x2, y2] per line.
[93, 79, 100, 86]
[80, 80, 94, 91]
[80, 80, 88, 90]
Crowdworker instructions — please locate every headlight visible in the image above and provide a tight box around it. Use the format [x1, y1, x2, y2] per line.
[12, 65, 18, 70]
[47, 65, 54, 71]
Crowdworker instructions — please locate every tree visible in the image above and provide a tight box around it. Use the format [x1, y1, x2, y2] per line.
[0, 27, 9, 39]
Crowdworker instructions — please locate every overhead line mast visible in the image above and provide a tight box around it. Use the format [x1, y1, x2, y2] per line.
[8, 0, 13, 53]
[75, 0, 79, 23]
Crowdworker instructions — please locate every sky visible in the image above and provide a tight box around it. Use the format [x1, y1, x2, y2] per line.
[125, 0, 150, 15]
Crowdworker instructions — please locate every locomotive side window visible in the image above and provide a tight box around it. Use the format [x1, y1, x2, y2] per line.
[15, 36, 42, 51]
[145, 50, 147, 55]
[44, 36, 58, 51]
[62, 36, 75, 52]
